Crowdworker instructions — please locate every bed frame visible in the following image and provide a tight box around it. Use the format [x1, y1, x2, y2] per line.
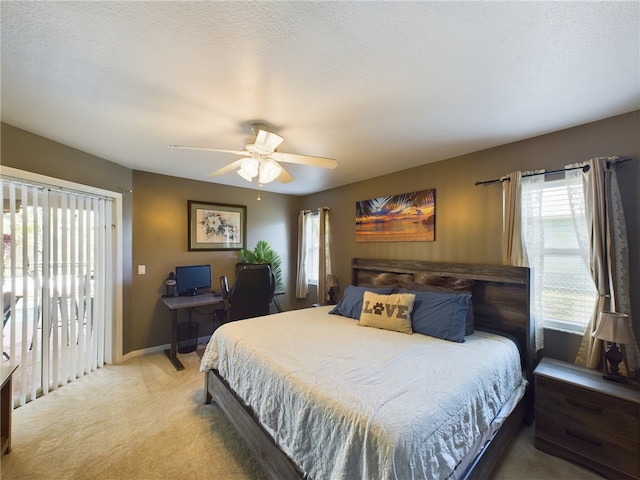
[205, 258, 533, 480]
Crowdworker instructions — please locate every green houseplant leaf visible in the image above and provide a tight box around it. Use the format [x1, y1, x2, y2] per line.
[238, 240, 283, 292]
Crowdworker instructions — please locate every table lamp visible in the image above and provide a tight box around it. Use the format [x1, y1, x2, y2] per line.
[592, 311, 634, 382]
[327, 274, 339, 305]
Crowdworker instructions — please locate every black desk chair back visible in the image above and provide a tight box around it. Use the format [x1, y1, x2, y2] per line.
[218, 264, 275, 323]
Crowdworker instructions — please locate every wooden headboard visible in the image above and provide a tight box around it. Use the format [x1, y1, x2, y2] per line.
[351, 258, 534, 386]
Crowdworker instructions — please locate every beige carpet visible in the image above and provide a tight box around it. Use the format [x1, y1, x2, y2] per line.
[492, 423, 603, 480]
[1, 348, 267, 480]
[2, 347, 603, 480]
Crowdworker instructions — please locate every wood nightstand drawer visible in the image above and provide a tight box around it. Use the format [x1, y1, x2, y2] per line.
[537, 410, 640, 477]
[536, 375, 639, 440]
[534, 358, 640, 480]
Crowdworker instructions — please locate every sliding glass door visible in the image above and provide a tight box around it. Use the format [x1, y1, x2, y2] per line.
[2, 172, 117, 406]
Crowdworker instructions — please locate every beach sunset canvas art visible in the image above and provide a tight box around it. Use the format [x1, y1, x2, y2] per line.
[355, 189, 435, 242]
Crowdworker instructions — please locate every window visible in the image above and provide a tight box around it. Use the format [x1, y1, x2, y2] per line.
[521, 175, 597, 333]
[304, 211, 319, 285]
[296, 207, 331, 302]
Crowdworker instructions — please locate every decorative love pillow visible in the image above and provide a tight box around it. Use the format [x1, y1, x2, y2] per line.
[358, 291, 415, 335]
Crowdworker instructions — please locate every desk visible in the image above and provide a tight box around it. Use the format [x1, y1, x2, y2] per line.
[1, 364, 18, 455]
[161, 293, 223, 371]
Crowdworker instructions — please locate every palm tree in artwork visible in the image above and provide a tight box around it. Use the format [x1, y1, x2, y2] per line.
[356, 190, 434, 223]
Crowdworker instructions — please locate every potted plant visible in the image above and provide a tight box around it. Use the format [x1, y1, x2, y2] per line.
[238, 240, 283, 292]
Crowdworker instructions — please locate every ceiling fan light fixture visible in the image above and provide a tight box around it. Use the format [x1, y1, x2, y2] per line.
[238, 157, 259, 181]
[237, 169, 253, 182]
[176, 121, 336, 184]
[258, 159, 282, 184]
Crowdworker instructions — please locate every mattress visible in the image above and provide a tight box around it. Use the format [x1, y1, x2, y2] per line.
[200, 306, 526, 480]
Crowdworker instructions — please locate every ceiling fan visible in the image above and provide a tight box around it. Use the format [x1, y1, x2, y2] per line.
[169, 123, 337, 185]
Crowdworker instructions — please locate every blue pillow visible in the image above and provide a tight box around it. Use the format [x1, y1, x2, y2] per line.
[404, 290, 471, 343]
[405, 282, 475, 335]
[329, 285, 395, 320]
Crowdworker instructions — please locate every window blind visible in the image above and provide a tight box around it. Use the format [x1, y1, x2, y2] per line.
[2, 177, 114, 406]
[538, 179, 597, 332]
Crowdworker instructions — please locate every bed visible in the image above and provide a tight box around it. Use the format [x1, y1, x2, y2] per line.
[200, 258, 534, 480]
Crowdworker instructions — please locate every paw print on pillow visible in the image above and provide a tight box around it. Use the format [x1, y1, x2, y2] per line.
[373, 302, 385, 315]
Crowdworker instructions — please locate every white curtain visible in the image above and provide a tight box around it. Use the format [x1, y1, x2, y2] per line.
[503, 170, 545, 351]
[2, 177, 114, 406]
[519, 171, 546, 351]
[295, 210, 311, 298]
[574, 157, 639, 377]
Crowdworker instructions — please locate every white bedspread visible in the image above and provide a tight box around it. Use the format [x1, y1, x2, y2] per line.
[200, 306, 526, 480]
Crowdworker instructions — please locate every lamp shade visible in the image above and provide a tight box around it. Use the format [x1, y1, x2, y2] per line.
[237, 169, 253, 182]
[258, 159, 282, 184]
[592, 311, 634, 345]
[238, 158, 259, 181]
[327, 274, 338, 288]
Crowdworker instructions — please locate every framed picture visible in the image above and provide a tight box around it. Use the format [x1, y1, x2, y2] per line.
[355, 189, 435, 242]
[188, 200, 246, 251]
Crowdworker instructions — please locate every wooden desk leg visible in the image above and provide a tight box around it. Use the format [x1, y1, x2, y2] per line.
[164, 309, 184, 371]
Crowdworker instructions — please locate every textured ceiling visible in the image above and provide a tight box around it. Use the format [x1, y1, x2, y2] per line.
[2, 1, 639, 195]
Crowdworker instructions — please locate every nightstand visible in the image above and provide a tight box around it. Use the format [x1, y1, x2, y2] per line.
[534, 357, 640, 479]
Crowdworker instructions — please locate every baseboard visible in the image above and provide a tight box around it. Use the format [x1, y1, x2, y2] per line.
[119, 334, 212, 363]
[120, 344, 169, 363]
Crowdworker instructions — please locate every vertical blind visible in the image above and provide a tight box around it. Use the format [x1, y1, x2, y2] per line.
[2, 177, 114, 406]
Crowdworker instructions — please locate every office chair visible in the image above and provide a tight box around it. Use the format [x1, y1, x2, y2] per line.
[216, 264, 275, 323]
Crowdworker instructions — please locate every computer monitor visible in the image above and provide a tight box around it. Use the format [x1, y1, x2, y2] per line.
[175, 264, 212, 296]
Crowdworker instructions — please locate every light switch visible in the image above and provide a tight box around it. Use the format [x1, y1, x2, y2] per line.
[138, 265, 146, 275]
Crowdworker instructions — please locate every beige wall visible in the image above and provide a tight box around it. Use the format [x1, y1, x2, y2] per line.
[301, 111, 640, 361]
[131, 171, 301, 352]
[3, 111, 639, 360]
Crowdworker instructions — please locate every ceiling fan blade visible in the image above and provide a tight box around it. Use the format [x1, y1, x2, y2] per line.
[276, 163, 294, 183]
[169, 145, 247, 156]
[254, 130, 284, 154]
[270, 152, 337, 169]
[208, 159, 245, 177]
